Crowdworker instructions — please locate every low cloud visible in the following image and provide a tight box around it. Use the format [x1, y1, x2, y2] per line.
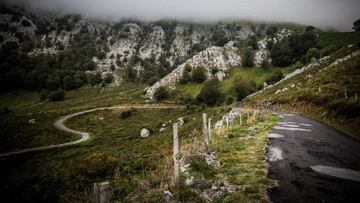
[4, 0, 360, 31]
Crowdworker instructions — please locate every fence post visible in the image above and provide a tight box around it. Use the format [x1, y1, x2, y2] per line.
[355, 93, 358, 101]
[173, 123, 180, 184]
[93, 181, 109, 203]
[345, 91, 348, 100]
[208, 118, 211, 141]
[247, 112, 250, 125]
[203, 113, 209, 153]
[239, 113, 242, 126]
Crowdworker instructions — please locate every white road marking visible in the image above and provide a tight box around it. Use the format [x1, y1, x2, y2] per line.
[274, 126, 311, 132]
[300, 123, 313, 127]
[311, 165, 360, 182]
[282, 113, 295, 117]
[282, 124, 301, 128]
[267, 146, 283, 162]
[268, 133, 285, 138]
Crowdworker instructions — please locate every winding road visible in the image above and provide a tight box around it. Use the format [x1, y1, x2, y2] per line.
[0, 104, 183, 157]
[267, 113, 360, 203]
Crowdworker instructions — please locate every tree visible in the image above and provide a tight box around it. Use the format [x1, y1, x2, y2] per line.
[233, 78, 255, 101]
[242, 48, 254, 67]
[270, 39, 293, 67]
[63, 75, 75, 90]
[39, 89, 48, 101]
[265, 26, 278, 37]
[154, 86, 169, 101]
[196, 79, 223, 106]
[210, 67, 219, 77]
[353, 19, 360, 32]
[192, 66, 206, 83]
[247, 35, 258, 50]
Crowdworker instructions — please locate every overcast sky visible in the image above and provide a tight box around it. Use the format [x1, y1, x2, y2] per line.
[3, 0, 360, 31]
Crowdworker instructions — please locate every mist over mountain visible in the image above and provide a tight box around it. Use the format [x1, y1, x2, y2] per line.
[3, 0, 360, 31]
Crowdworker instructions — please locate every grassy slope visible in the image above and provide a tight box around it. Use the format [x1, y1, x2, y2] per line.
[175, 66, 294, 100]
[0, 83, 146, 152]
[244, 48, 360, 140]
[0, 82, 233, 202]
[319, 32, 359, 49]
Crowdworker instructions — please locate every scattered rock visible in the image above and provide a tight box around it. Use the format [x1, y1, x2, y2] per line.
[98, 117, 104, 120]
[28, 118, 36, 124]
[185, 176, 195, 186]
[163, 190, 173, 201]
[140, 128, 150, 138]
[159, 127, 166, 132]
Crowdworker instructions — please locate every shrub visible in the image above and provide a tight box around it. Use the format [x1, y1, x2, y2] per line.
[192, 66, 206, 83]
[304, 48, 321, 63]
[196, 78, 223, 106]
[179, 64, 192, 84]
[210, 66, 219, 77]
[154, 86, 169, 101]
[89, 72, 103, 86]
[48, 89, 65, 101]
[104, 73, 114, 84]
[233, 78, 255, 101]
[265, 70, 284, 85]
[39, 89, 48, 101]
[120, 108, 136, 119]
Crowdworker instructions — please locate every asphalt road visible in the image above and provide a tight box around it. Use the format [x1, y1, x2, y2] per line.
[266, 113, 360, 203]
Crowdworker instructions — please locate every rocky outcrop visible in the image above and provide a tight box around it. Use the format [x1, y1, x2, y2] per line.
[145, 41, 241, 99]
[139, 26, 165, 60]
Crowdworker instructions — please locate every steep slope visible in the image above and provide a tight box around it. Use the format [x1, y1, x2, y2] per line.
[243, 47, 360, 139]
[145, 42, 241, 99]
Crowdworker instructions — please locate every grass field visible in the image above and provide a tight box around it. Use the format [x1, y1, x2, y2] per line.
[319, 32, 359, 49]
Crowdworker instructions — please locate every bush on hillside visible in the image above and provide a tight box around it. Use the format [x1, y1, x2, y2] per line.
[39, 89, 48, 101]
[265, 70, 284, 85]
[48, 89, 65, 101]
[304, 48, 321, 64]
[179, 64, 192, 84]
[196, 79, 223, 106]
[233, 78, 256, 101]
[104, 73, 114, 84]
[154, 86, 169, 101]
[192, 66, 206, 83]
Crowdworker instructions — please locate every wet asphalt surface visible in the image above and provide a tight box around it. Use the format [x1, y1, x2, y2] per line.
[266, 113, 360, 203]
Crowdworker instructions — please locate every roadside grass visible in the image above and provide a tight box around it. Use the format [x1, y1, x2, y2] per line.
[244, 48, 360, 140]
[211, 112, 278, 202]
[191, 111, 279, 202]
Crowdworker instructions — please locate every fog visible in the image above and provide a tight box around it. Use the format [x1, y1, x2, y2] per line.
[3, 0, 360, 31]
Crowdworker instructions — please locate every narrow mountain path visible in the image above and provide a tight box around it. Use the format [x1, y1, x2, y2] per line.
[0, 104, 183, 157]
[267, 113, 360, 203]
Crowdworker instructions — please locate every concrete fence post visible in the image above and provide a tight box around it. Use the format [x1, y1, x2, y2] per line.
[355, 93, 358, 101]
[93, 181, 109, 203]
[203, 113, 209, 153]
[173, 123, 180, 184]
[345, 91, 348, 100]
[226, 117, 229, 127]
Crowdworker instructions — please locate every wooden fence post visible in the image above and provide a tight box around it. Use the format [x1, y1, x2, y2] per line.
[203, 113, 209, 153]
[173, 123, 180, 183]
